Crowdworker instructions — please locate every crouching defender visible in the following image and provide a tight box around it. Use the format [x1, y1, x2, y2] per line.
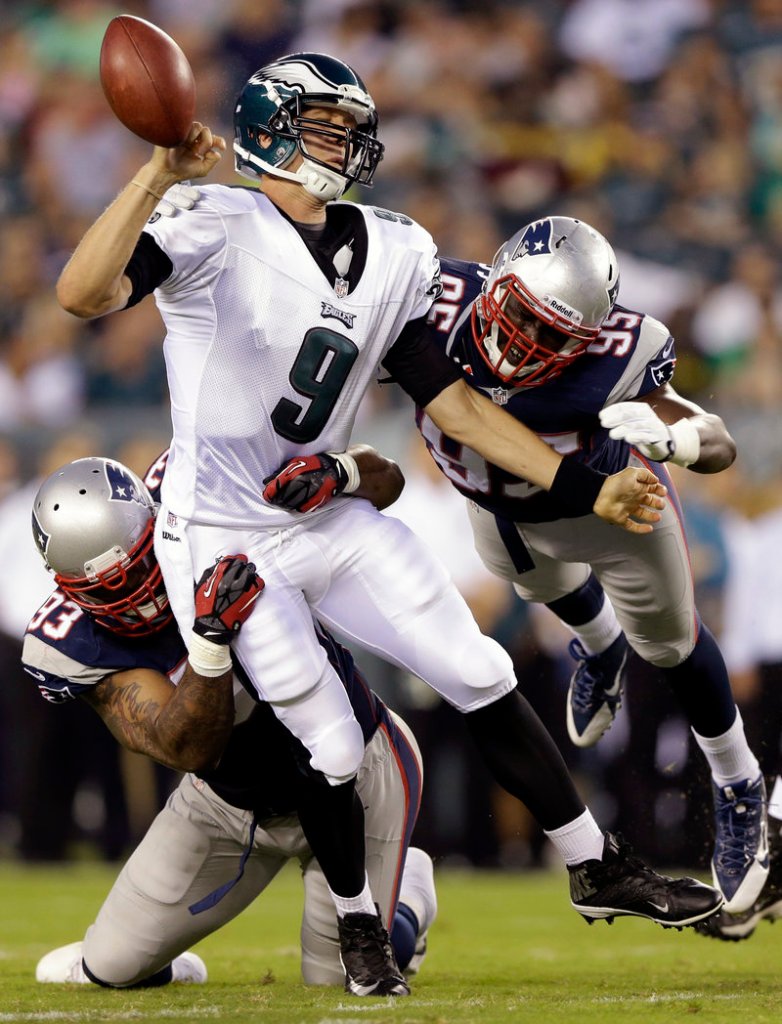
[25, 455, 435, 990]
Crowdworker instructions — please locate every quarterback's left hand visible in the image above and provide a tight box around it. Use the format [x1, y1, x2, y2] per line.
[262, 453, 359, 513]
[600, 402, 700, 467]
[155, 182, 201, 217]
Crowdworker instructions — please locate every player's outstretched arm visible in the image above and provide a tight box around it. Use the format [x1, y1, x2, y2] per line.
[56, 123, 225, 319]
[263, 445, 405, 513]
[600, 384, 737, 474]
[425, 379, 666, 530]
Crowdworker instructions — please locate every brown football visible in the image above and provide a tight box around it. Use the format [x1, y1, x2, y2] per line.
[99, 15, 196, 148]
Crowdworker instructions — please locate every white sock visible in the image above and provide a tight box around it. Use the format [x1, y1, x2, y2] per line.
[569, 597, 621, 656]
[329, 875, 377, 918]
[692, 710, 761, 788]
[544, 809, 604, 865]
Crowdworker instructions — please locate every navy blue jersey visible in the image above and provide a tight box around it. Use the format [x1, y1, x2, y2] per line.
[22, 586, 385, 818]
[418, 256, 677, 523]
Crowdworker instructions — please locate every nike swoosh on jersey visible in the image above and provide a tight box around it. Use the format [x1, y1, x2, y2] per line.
[24, 667, 47, 681]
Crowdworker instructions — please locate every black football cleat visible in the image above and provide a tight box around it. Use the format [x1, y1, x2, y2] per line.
[569, 832, 723, 928]
[338, 905, 410, 997]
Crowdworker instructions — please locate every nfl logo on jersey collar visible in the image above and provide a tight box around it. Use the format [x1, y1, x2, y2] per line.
[490, 385, 510, 405]
[334, 276, 349, 299]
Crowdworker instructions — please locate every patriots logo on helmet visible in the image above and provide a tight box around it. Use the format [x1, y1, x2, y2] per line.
[32, 509, 50, 559]
[512, 220, 553, 260]
[105, 462, 144, 505]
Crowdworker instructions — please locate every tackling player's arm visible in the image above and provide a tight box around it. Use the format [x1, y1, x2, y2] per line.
[56, 124, 225, 319]
[81, 663, 234, 773]
[424, 378, 666, 533]
[346, 444, 405, 509]
[262, 444, 404, 513]
[600, 383, 737, 474]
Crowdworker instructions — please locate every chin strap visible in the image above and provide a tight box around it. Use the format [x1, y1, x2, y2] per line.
[234, 143, 348, 200]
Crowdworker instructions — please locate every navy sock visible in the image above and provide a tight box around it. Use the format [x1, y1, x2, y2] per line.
[390, 902, 419, 971]
[546, 573, 605, 626]
[660, 624, 737, 737]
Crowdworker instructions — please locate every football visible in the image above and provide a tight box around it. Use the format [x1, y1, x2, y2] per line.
[99, 15, 196, 148]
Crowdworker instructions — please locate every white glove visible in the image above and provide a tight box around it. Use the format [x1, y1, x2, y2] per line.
[155, 183, 201, 218]
[599, 402, 701, 467]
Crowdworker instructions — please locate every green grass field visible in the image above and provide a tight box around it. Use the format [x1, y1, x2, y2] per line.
[1, 860, 780, 1024]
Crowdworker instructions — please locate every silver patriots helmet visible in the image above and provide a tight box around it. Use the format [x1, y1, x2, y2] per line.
[233, 52, 384, 201]
[31, 457, 171, 636]
[472, 216, 620, 387]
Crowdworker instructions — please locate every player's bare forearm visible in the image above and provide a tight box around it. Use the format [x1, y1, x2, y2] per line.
[642, 386, 736, 473]
[348, 443, 405, 510]
[82, 664, 234, 772]
[424, 380, 561, 489]
[56, 123, 224, 319]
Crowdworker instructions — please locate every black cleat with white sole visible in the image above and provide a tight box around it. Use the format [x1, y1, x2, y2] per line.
[338, 905, 410, 997]
[569, 832, 723, 929]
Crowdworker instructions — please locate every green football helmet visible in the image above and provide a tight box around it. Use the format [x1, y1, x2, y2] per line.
[233, 52, 384, 201]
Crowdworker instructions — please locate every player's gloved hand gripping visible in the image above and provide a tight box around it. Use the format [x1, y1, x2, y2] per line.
[262, 452, 360, 513]
[600, 402, 701, 468]
[188, 555, 265, 677]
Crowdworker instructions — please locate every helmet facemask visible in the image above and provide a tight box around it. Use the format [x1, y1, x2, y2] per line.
[473, 273, 598, 387]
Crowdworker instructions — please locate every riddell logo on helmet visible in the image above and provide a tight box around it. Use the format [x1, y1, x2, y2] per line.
[543, 294, 582, 324]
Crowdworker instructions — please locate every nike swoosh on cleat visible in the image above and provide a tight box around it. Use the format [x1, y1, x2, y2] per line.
[649, 901, 669, 913]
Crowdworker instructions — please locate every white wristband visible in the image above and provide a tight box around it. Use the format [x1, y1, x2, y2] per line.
[668, 418, 701, 468]
[188, 630, 232, 677]
[329, 451, 360, 493]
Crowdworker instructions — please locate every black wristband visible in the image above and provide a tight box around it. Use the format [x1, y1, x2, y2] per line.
[548, 458, 606, 518]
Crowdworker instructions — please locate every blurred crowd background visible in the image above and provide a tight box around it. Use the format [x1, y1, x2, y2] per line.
[1, 0, 782, 877]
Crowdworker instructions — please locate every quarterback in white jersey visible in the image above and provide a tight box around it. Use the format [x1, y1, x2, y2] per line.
[57, 53, 709, 992]
[144, 186, 439, 528]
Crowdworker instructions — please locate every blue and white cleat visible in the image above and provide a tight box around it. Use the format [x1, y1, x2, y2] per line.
[711, 774, 769, 914]
[566, 635, 628, 748]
